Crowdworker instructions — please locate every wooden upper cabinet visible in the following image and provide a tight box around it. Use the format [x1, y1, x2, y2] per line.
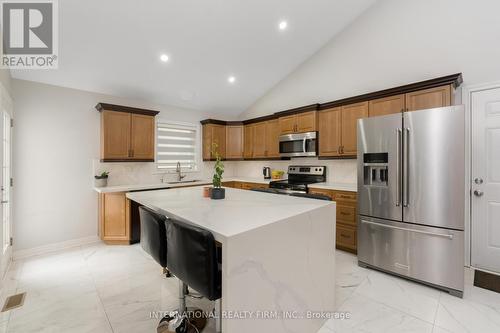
[279, 111, 317, 135]
[202, 124, 226, 160]
[97, 103, 158, 162]
[369, 94, 405, 117]
[253, 122, 267, 158]
[341, 102, 368, 156]
[279, 115, 297, 135]
[405, 85, 451, 112]
[226, 125, 243, 159]
[202, 125, 212, 160]
[297, 111, 317, 132]
[318, 107, 341, 157]
[130, 114, 155, 160]
[265, 119, 280, 157]
[243, 125, 254, 159]
[101, 111, 131, 160]
[213, 125, 226, 159]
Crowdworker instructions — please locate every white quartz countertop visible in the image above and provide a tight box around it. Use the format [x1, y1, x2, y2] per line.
[126, 186, 334, 240]
[94, 176, 356, 193]
[93, 177, 275, 193]
[93, 180, 211, 193]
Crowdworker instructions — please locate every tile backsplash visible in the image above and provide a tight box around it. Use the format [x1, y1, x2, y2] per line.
[92, 159, 238, 186]
[93, 158, 357, 187]
[233, 158, 357, 184]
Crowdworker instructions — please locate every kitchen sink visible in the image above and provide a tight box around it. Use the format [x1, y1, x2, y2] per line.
[167, 179, 202, 184]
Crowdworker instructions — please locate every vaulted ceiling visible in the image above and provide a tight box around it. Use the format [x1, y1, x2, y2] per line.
[12, 0, 377, 116]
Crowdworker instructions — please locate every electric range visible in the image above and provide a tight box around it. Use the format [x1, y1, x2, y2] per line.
[269, 165, 326, 194]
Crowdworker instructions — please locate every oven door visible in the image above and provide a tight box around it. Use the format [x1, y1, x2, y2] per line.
[279, 132, 317, 157]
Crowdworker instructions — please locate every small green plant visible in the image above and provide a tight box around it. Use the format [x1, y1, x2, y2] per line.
[95, 171, 109, 179]
[211, 143, 224, 188]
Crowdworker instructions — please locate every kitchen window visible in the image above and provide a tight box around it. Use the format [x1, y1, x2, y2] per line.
[156, 121, 199, 171]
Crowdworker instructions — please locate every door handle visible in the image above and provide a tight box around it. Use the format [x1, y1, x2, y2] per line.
[1, 200, 8, 204]
[403, 128, 410, 207]
[474, 190, 484, 197]
[361, 220, 453, 240]
[396, 129, 402, 206]
[302, 138, 307, 154]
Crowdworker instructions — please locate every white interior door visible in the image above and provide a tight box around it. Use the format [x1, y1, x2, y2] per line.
[471, 87, 500, 273]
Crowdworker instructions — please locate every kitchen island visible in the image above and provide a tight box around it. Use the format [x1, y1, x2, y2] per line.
[127, 186, 336, 333]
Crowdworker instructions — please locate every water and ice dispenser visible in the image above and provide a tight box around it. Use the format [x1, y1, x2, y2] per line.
[363, 153, 389, 187]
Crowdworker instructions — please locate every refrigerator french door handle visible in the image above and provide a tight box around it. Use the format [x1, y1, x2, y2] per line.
[396, 129, 402, 206]
[360, 220, 453, 240]
[403, 128, 410, 207]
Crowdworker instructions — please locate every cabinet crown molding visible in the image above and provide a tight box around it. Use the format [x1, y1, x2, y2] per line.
[95, 103, 160, 116]
[200, 73, 462, 124]
[318, 73, 462, 110]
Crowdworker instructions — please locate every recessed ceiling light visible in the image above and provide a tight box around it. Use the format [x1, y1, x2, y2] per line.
[160, 54, 169, 62]
[228, 76, 236, 84]
[279, 21, 288, 31]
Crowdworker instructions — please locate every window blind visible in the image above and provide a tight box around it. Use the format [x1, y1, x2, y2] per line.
[156, 122, 198, 170]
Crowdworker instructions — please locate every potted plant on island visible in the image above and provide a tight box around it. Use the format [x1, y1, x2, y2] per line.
[94, 171, 109, 187]
[210, 143, 225, 199]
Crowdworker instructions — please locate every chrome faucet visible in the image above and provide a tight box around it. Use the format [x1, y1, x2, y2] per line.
[176, 161, 186, 182]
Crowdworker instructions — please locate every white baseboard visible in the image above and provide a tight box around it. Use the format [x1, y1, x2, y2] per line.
[13, 235, 101, 260]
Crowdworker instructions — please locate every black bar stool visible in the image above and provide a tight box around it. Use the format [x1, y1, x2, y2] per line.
[158, 218, 222, 333]
[138, 206, 171, 277]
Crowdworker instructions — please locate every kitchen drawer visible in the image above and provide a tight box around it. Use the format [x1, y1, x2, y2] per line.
[358, 216, 464, 292]
[337, 205, 356, 225]
[308, 188, 334, 200]
[334, 191, 357, 202]
[336, 224, 356, 251]
[240, 182, 268, 190]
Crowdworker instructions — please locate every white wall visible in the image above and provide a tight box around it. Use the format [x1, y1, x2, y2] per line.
[0, 69, 12, 275]
[241, 0, 500, 118]
[11, 79, 236, 252]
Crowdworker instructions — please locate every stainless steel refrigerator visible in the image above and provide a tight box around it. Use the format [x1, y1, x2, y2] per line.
[357, 105, 465, 297]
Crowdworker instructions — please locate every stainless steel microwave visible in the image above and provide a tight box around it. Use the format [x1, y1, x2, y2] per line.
[279, 132, 317, 157]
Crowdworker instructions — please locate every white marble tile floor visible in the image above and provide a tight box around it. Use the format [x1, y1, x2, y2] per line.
[0, 243, 498, 333]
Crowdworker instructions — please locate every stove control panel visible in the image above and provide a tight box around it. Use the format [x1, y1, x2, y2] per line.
[288, 165, 326, 176]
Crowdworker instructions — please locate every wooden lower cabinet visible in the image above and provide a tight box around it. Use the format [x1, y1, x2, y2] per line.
[308, 188, 358, 253]
[99, 192, 131, 245]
